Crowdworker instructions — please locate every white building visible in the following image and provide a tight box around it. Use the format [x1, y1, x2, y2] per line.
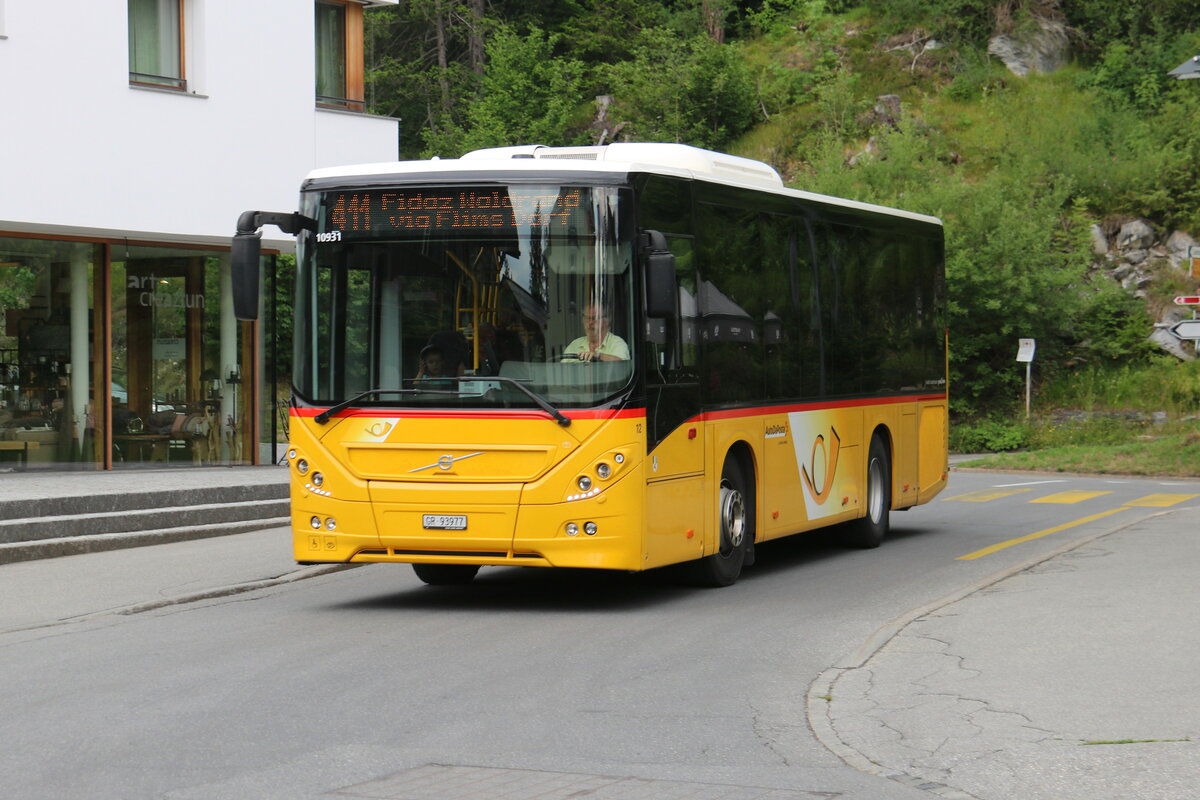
[0, 0, 398, 471]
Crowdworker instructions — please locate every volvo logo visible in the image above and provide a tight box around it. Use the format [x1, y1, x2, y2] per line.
[409, 452, 484, 473]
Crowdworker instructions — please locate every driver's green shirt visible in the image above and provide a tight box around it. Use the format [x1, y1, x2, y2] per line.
[564, 332, 630, 360]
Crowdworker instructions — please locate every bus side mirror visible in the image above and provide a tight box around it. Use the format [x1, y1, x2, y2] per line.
[230, 209, 314, 322]
[644, 229, 677, 319]
[231, 231, 262, 321]
[646, 251, 677, 318]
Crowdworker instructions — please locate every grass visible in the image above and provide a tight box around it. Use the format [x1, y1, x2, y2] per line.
[953, 360, 1200, 477]
[958, 430, 1200, 477]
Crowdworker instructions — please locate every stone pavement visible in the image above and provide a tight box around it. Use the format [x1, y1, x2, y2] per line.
[812, 503, 1200, 800]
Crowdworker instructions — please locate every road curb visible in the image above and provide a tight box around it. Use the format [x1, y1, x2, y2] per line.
[4, 563, 361, 635]
[805, 505, 1186, 799]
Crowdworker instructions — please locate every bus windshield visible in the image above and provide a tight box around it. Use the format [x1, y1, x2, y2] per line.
[293, 184, 636, 411]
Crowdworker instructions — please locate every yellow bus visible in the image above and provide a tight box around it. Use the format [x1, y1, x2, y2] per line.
[232, 143, 947, 587]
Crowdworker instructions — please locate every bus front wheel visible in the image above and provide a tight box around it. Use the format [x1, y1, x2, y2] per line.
[686, 457, 751, 587]
[412, 563, 480, 585]
[842, 435, 890, 549]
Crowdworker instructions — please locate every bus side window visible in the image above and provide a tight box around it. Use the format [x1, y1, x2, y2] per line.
[696, 201, 762, 406]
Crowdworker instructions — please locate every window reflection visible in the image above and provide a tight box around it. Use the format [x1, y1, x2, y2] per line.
[0, 238, 103, 469]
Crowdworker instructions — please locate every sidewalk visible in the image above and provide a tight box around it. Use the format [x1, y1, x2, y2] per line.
[0, 464, 288, 503]
[0, 526, 353, 632]
[815, 503, 1200, 800]
[0, 465, 310, 631]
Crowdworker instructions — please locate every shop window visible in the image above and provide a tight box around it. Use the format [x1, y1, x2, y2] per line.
[128, 0, 185, 90]
[315, 0, 365, 111]
[111, 247, 251, 468]
[1, 238, 105, 470]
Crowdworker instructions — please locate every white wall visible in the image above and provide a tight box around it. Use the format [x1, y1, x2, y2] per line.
[0, 0, 398, 249]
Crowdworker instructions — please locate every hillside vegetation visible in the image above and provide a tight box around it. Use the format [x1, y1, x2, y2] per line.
[364, 0, 1200, 422]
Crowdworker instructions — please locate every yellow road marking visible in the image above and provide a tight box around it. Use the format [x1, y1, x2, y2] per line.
[1124, 493, 1200, 508]
[943, 488, 1033, 503]
[957, 507, 1128, 561]
[1030, 490, 1113, 504]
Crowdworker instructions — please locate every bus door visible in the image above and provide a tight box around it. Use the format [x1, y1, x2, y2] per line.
[643, 237, 706, 568]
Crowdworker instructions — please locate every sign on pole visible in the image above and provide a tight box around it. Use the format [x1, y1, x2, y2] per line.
[1170, 320, 1200, 340]
[1016, 339, 1035, 418]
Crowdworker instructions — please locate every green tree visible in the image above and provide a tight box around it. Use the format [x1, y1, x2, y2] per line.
[604, 28, 757, 148]
[422, 25, 588, 155]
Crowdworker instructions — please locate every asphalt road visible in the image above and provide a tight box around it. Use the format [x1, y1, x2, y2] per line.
[2, 469, 1197, 800]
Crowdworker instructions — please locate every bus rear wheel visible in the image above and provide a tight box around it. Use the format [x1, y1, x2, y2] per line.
[412, 563, 480, 585]
[842, 435, 890, 549]
[686, 457, 751, 587]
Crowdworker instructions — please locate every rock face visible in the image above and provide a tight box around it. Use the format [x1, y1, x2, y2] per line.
[988, 18, 1070, 76]
[1094, 220, 1198, 361]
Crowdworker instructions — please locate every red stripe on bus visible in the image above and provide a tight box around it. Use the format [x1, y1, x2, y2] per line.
[290, 407, 647, 422]
[291, 394, 944, 423]
[700, 394, 947, 422]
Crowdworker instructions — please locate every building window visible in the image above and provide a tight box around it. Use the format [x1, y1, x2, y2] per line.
[110, 247, 252, 468]
[316, 0, 364, 111]
[128, 0, 185, 90]
[1, 237, 105, 470]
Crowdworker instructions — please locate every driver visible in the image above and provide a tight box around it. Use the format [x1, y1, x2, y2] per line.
[564, 302, 629, 362]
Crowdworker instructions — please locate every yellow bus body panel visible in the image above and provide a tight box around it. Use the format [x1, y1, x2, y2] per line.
[288, 411, 650, 570]
[286, 395, 948, 571]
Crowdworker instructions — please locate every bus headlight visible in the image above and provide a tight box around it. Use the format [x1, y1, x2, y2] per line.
[584, 522, 598, 536]
[325, 517, 337, 530]
[296, 459, 310, 475]
[596, 463, 611, 480]
[577, 475, 593, 492]
[565, 522, 579, 536]
[312, 471, 324, 487]
[310, 516, 322, 529]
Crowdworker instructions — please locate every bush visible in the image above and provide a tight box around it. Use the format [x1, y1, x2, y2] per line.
[950, 417, 1031, 453]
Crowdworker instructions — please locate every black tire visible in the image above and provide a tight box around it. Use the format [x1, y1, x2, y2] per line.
[842, 435, 890, 549]
[412, 563, 480, 585]
[686, 457, 752, 587]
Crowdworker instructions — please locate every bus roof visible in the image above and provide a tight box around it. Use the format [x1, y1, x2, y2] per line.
[304, 143, 942, 227]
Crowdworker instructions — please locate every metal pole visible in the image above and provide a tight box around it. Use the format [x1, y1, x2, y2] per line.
[1025, 362, 1031, 419]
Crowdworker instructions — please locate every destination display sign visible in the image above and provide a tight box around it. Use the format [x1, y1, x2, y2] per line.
[319, 187, 588, 240]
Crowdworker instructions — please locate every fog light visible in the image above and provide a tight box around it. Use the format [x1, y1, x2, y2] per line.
[584, 522, 598, 535]
[325, 517, 337, 530]
[565, 522, 579, 536]
[596, 463, 611, 479]
[310, 516, 322, 529]
[297, 459, 309, 475]
[312, 471, 324, 487]
[577, 475, 593, 492]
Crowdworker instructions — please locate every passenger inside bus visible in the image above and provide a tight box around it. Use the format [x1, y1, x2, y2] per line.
[417, 331, 468, 378]
[563, 303, 630, 362]
[415, 345, 448, 379]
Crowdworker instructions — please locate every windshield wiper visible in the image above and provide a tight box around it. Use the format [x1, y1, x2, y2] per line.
[313, 388, 419, 424]
[458, 376, 571, 427]
[312, 379, 571, 427]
